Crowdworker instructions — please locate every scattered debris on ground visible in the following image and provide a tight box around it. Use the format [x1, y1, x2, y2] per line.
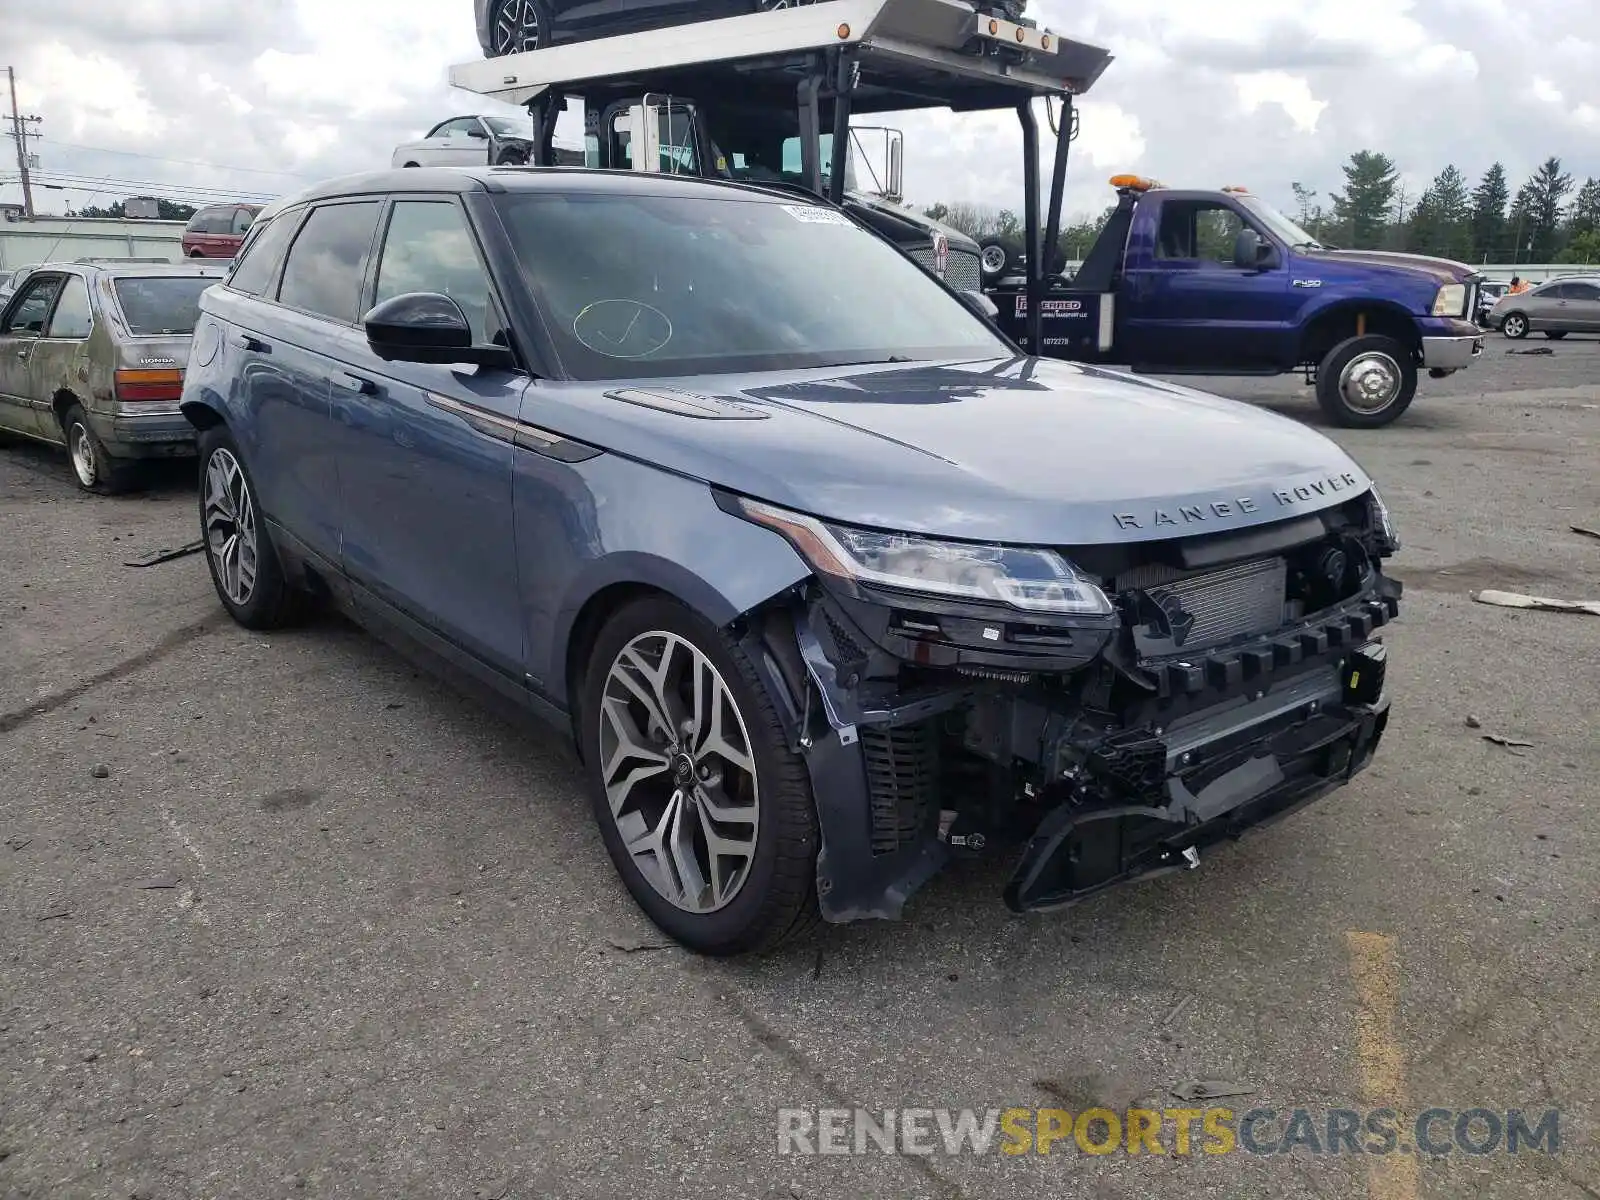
[1474, 589, 1600, 616]
[1506, 346, 1554, 355]
[1572, 525, 1600, 543]
[1482, 734, 1535, 751]
[1465, 714, 1482, 729]
[122, 540, 205, 568]
[1170, 1080, 1254, 1102]
[132, 874, 180, 890]
[605, 933, 668, 953]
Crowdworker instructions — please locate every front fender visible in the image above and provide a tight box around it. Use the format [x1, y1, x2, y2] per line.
[521, 451, 812, 705]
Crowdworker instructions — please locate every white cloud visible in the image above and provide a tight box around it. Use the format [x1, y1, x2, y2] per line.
[1234, 72, 1325, 134]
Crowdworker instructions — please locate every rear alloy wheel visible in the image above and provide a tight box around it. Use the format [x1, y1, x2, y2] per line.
[1501, 312, 1528, 339]
[580, 598, 819, 955]
[1315, 334, 1418, 428]
[758, 0, 822, 9]
[63, 404, 135, 494]
[198, 426, 306, 629]
[489, 0, 544, 55]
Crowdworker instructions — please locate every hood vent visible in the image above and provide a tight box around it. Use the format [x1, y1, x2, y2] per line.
[604, 387, 769, 421]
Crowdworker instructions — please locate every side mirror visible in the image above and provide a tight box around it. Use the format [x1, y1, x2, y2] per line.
[958, 290, 999, 321]
[466, 127, 489, 139]
[363, 292, 508, 367]
[1233, 228, 1271, 269]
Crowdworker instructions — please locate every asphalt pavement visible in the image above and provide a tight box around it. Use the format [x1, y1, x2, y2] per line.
[2, 333, 1598, 1200]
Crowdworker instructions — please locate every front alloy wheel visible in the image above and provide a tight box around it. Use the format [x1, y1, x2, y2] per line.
[1501, 312, 1528, 339]
[581, 598, 819, 955]
[490, 0, 542, 54]
[599, 631, 761, 914]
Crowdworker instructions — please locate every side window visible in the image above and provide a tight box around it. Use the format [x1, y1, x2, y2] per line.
[1154, 202, 1246, 262]
[45, 275, 93, 338]
[440, 118, 477, 137]
[231, 207, 256, 235]
[1537, 283, 1568, 299]
[1566, 283, 1600, 302]
[227, 213, 298, 296]
[276, 202, 383, 323]
[1, 276, 62, 335]
[374, 201, 503, 345]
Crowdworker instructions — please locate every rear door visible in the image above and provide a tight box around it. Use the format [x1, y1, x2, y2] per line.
[0, 272, 65, 437]
[1559, 281, 1600, 332]
[26, 271, 95, 431]
[1522, 282, 1564, 330]
[323, 195, 527, 678]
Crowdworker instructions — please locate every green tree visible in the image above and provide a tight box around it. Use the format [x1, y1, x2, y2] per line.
[1558, 229, 1600, 264]
[1407, 165, 1472, 260]
[1470, 163, 1509, 262]
[1330, 150, 1399, 249]
[1565, 177, 1600, 241]
[68, 197, 198, 221]
[1291, 182, 1317, 226]
[1510, 156, 1573, 261]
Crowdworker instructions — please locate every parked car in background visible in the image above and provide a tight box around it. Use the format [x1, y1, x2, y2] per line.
[1475, 280, 1508, 326]
[182, 203, 262, 258]
[1490, 276, 1600, 339]
[391, 113, 584, 168]
[179, 167, 1400, 956]
[0, 259, 226, 491]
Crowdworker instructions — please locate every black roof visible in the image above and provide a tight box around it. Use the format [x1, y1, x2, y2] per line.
[269, 165, 812, 213]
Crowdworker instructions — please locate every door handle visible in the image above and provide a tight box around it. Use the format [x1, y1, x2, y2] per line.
[14, 348, 27, 360]
[334, 372, 378, 395]
[231, 333, 270, 353]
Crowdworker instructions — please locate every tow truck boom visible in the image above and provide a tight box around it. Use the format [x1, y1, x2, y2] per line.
[448, 0, 1113, 352]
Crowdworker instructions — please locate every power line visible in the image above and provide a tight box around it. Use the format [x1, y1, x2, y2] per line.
[28, 171, 280, 203]
[35, 139, 315, 181]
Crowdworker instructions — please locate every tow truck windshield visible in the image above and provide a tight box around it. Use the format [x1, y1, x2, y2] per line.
[1236, 194, 1327, 250]
[497, 191, 1002, 379]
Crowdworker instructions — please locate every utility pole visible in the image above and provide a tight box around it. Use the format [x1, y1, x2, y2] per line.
[6, 66, 42, 217]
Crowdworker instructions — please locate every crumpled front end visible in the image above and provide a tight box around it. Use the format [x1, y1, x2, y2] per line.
[729, 487, 1401, 922]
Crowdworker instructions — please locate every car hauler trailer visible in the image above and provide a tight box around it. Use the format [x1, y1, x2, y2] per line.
[448, 0, 1113, 353]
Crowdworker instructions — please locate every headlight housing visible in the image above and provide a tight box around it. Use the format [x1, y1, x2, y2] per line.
[737, 498, 1113, 616]
[1366, 484, 1399, 551]
[1432, 283, 1468, 317]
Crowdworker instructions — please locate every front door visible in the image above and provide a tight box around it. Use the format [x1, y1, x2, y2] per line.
[326, 196, 527, 679]
[1121, 198, 1291, 369]
[0, 273, 64, 438]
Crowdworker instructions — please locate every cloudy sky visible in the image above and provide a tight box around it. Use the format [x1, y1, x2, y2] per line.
[4, 0, 1597, 229]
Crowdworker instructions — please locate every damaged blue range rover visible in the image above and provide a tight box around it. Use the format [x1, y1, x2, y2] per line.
[180, 167, 1401, 955]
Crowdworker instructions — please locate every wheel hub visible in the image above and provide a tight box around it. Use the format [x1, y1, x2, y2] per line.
[1340, 352, 1401, 413]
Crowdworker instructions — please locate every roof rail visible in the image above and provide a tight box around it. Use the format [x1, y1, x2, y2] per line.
[73, 257, 175, 264]
[450, 0, 1113, 112]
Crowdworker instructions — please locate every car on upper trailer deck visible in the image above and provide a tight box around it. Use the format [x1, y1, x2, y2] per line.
[179, 166, 1402, 955]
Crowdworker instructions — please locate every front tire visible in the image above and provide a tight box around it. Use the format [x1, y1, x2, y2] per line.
[1501, 312, 1528, 339]
[63, 404, 136, 494]
[1315, 334, 1418, 428]
[197, 426, 306, 630]
[578, 597, 819, 956]
[495, 146, 529, 166]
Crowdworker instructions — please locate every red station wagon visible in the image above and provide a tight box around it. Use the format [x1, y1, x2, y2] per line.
[181, 203, 262, 258]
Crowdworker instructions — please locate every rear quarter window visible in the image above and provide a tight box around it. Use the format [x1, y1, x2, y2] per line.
[225, 213, 298, 297]
[276, 201, 383, 324]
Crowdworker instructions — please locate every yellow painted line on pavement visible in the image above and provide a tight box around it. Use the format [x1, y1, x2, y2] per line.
[1346, 931, 1420, 1200]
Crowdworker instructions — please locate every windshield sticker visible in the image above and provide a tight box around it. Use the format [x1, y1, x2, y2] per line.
[782, 204, 853, 226]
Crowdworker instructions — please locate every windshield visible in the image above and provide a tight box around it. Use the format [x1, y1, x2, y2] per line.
[1237, 195, 1326, 249]
[113, 277, 215, 335]
[704, 108, 860, 193]
[496, 192, 1004, 380]
[484, 115, 533, 139]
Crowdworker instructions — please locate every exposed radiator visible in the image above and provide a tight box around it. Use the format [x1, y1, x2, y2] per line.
[1138, 558, 1288, 650]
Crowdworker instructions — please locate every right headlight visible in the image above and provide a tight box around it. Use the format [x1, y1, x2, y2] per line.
[737, 498, 1113, 616]
[1366, 484, 1399, 551]
[1432, 283, 1468, 317]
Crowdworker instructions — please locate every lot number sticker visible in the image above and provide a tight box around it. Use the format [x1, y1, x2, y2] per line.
[782, 204, 854, 226]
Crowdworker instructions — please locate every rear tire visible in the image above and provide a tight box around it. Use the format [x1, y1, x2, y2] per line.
[1501, 312, 1528, 339]
[980, 238, 1013, 279]
[577, 596, 819, 956]
[487, 0, 547, 55]
[1315, 334, 1418, 429]
[1544, 330, 1567, 340]
[197, 425, 307, 630]
[63, 404, 137, 495]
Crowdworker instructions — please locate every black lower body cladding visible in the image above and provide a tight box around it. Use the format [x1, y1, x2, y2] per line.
[748, 515, 1402, 922]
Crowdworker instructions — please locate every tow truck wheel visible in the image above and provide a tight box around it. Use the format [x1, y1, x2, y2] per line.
[579, 597, 820, 956]
[1315, 335, 1417, 429]
[1501, 312, 1528, 339]
[980, 239, 1011, 278]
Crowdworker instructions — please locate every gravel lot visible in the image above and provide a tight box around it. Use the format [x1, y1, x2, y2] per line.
[2, 334, 1598, 1200]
